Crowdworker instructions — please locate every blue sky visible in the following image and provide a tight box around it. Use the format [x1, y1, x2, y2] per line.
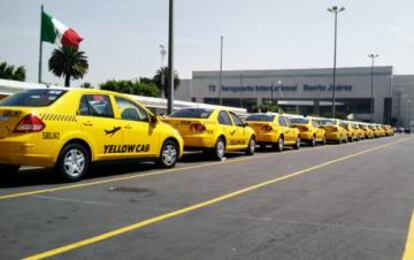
[0, 0, 413, 86]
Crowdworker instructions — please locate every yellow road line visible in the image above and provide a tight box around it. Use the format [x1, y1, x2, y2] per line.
[22, 138, 407, 260]
[402, 210, 414, 260]
[0, 142, 332, 201]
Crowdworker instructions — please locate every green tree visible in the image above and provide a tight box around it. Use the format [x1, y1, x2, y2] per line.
[48, 47, 89, 87]
[0, 61, 26, 81]
[99, 79, 160, 97]
[80, 82, 92, 88]
[153, 67, 180, 98]
[251, 103, 281, 113]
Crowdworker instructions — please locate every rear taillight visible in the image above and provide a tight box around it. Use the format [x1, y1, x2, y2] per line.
[14, 114, 45, 133]
[261, 125, 273, 132]
[189, 123, 206, 133]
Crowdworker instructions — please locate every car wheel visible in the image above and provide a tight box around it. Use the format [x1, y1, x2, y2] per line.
[0, 164, 20, 178]
[212, 137, 225, 160]
[158, 139, 179, 168]
[311, 136, 317, 147]
[245, 137, 256, 156]
[294, 137, 301, 150]
[57, 143, 89, 182]
[274, 136, 284, 152]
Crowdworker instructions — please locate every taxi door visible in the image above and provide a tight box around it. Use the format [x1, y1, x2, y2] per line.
[279, 116, 294, 144]
[217, 111, 237, 150]
[77, 94, 124, 160]
[113, 96, 157, 158]
[313, 120, 325, 140]
[229, 112, 248, 148]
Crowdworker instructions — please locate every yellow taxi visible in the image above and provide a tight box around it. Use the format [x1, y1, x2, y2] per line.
[244, 113, 300, 151]
[339, 120, 359, 142]
[314, 118, 348, 144]
[163, 108, 256, 160]
[352, 122, 365, 140]
[287, 115, 326, 146]
[0, 88, 184, 181]
[383, 125, 394, 136]
[372, 124, 386, 137]
[360, 123, 374, 139]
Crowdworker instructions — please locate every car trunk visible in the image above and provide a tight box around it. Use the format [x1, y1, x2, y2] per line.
[163, 118, 209, 135]
[246, 121, 273, 134]
[0, 107, 45, 139]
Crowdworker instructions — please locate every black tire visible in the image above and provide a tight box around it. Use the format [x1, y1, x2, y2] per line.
[57, 143, 90, 182]
[310, 135, 317, 147]
[273, 136, 284, 152]
[294, 137, 301, 150]
[158, 139, 179, 168]
[245, 136, 256, 156]
[0, 164, 20, 177]
[211, 137, 226, 160]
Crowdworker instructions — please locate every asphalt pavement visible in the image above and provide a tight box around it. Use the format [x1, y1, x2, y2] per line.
[0, 135, 413, 260]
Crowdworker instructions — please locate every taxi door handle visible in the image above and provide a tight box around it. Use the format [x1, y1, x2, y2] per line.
[124, 125, 132, 130]
[83, 121, 93, 127]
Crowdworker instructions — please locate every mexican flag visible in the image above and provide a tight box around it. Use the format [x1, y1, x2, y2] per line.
[41, 11, 83, 49]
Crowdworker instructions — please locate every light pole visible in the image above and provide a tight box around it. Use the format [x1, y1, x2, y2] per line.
[218, 35, 224, 105]
[368, 54, 379, 122]
[327, 6, 345, 118]
[407, 99, 412, 128]
[167, 0, 174, 114]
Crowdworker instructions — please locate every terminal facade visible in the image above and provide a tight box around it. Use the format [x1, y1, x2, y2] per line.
[176, 66, 414, 126]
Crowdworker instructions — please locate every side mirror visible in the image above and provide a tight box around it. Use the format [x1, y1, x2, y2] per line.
[149, 114, 158, 124]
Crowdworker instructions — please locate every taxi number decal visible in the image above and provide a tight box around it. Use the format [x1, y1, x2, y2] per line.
[1, 111, 22, 118]
[230, 140, 245, 145]
[104, 144, 150, 154]
[42, 132, 60, 140]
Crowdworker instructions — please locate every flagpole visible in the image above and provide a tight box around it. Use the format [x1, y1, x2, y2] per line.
[38, 4, 43, 83]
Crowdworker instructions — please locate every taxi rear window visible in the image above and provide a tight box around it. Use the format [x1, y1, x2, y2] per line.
[245, 114, 275, 122]
[0, 89, 66, 107]
[290, 118, 309, 124]
[170, 108, 213, 119]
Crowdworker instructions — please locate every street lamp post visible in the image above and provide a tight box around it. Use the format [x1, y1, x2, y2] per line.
[368, 54, 379, 122]
[327, 6, 345, 118]
[218, 35, 224, 105]
[407, 100, 412, 128]
[167, 0, 174, 114]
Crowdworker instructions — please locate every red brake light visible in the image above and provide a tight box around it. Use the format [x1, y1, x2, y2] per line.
[14, 114, 45, 133]
[189, 123, 206, 133]
[261, 125, 273, 132]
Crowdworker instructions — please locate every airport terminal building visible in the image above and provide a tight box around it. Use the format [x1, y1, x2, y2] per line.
[176, 66, 414, 126]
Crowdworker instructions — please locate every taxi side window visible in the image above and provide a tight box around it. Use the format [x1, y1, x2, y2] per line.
[229, 113, 245, 127]
[218, 111, 233, 126]
[79, 95, 114, 118]
[115, 97, 149, 122]
[278, 116, 286, 126]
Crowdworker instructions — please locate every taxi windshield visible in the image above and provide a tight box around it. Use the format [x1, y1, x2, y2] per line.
[289, 118, 309, 124]
[170, 108, 213, 119]
[0, 89, 67, 107]
[245, 114, 275, 122]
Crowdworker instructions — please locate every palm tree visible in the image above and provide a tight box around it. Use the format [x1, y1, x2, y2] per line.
[48, 47, 89, 87]
[153, 67, 180, 98]
[0, 61, 26, 81]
